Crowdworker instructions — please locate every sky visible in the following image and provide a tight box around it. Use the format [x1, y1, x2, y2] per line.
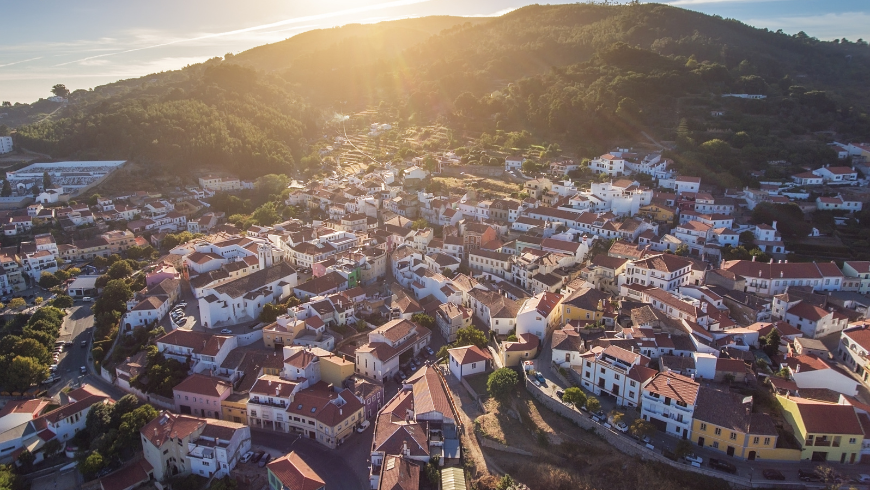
[0, 0, 867, 105]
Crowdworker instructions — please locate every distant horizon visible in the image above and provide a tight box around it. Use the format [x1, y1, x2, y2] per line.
[1, 0, 867, 105]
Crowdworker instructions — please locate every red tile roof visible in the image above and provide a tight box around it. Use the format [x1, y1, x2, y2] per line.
[267, 452, 325, 490]
[448, 345, 491, 365]
[173, 374, 232, 398]
[644, 371, 699, 406]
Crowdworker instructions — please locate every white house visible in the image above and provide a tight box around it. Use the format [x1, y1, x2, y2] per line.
[515, 292, 562, 341]
[588, 154, 625, 177]
[0, 136, 12, 155]
[577, 345, 657, 408]
[447, 345, 491, 381]
[640, 371, 699, 439]
[838, 324, 870, 388]
[505, 157, 525, 171]
[783, 354, 858, 396]
[198, 262, 297, 329]
[813, 166, 858, 184]
[816, 195, 863, 213]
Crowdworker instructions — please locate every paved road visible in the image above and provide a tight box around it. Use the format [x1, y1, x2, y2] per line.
[47, 304, 95, 397]
[251, 425, 372, 490]
[532, 357, 870, 487]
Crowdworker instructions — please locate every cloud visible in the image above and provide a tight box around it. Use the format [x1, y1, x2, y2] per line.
[0, 57, 43, 69]
[743, 11, 870, 40]
[55, 0, 431, 67]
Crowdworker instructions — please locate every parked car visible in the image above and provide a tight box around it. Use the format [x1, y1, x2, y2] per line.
[534, 372, 546, 386]
[531, 378, 541, 387]
[684, 454, 703, 465]
[177, 302, 187, 308]
[591, 411, 606, 422]
[762, 469, 785, 481]
[250, 451, 265, 463]
[240, 451, 254, 464]
[82, 296, 93, 302]
[425, 347, 434, 356]
[356, 420, 371, 433]
[42, 375, 60, 384]
[220, 329, 233, 334]
[708, 458, 737, 474]
[81, 340, 87, 348]
[80, 366, 87, 374]
[614, 421, 629, 433]
[49, 364, 58, 372]
[258, 454, 272, 467]
[555, 390, 564, 400]
[798, 469, 821, 482]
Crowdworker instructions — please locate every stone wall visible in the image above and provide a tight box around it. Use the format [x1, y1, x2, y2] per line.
[524, 379, 767, 488]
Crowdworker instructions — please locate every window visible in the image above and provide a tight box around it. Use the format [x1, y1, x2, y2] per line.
[730, 432, 737, 441]
[714, 428, 722, 436]
[753, 436, 759, 444]
[251, 410, 257, 417]
[700, 423, 707, 431]
[629, 381, 636, 387]
[764, 437, 771, 445]
[712, 441, 719, 449]
[600, 368, 605, 374]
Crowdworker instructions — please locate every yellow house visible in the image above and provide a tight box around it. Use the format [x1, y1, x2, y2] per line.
[639, 203, 676, 222]
[561, 286, 610, 323]
[221, 393, 248, 425]
[319, 354, 355, 386]
[500, 333, 540, 367]
[692, 387, 799, 461]
[777, 394, 865, 464]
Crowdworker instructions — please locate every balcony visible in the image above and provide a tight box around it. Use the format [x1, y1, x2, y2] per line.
[249, 397, 287, 409]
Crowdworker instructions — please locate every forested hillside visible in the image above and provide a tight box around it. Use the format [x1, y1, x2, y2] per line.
[12, 3, 870, 183]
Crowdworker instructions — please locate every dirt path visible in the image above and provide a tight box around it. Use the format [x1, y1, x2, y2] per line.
[444, 374, 506, 478]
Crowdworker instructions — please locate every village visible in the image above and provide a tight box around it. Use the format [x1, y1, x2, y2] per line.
[0, 128, 869, 490]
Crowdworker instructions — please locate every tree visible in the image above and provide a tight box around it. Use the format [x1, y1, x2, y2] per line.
[411, 313, 434, 330]
[106, 260, 133, 280]
[79, 451, 105, 475]
[51, 295, 74, 308]
[14, 338, 52, 366]
[411, 218, 428, 230]
[496, 474, 516, 490]
[258, 302, 286, 323]
[42, 172, 52, 190]
[455, 326, 488, 349]
[0, 180, 10, 197]
[630, 419, 655, 440]
[487, 368, 518, 400]
[93, 279, 132, 317]
[674, 439, 693, 459]
[211, 476, 238, 490]
[674, 244, 689, 256]
[16, 449, 34, 470]
[4, 356, 48, 392]
[608, 409, 624, 425]
[8, 297, 25, 309]
[43, 439, 63, 458]
[585, 396, 600, 413]
[252, 201, 280, 226]
[762, 328, 781, 357]
[50, 84, 70, 98]
[115, 404, 159, 451]
[38, 271, 61, 288]
[0, 465, 19, 490]
[562, 387, 586, 409]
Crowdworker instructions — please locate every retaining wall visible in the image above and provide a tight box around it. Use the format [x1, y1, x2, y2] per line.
[524, 379, 770, 489]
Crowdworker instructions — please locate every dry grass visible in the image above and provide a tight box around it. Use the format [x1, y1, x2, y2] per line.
[431, 175, 519, 199]
[474, 390, 732, 490]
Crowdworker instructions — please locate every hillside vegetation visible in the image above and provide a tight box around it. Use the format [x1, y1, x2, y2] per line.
[11, 3, 870, 184]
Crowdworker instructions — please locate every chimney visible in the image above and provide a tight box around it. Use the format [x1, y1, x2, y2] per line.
[795, 364, 800, 373]
[402, 440, 409, 457]
[268, 379, 272, 386]
[772, 221, 777, 230]
[769, 258, 774, 264]
[752, 256, 756, 262]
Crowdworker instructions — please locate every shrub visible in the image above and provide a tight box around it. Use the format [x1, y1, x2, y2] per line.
[487, 368, 519, 400]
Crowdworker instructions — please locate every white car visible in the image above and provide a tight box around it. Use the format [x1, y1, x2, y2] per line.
[614, 421, 629, 433]
[240, 451, 254, 464]
[80, 366, 87, 374]
[220, 329, 233, 334]
[684, 454, 703, 464]
[356, 420, 371, 433]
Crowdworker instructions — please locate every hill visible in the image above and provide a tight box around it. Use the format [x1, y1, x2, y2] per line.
[11, 4, 870, 183]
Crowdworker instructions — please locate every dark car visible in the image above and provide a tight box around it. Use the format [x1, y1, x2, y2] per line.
[250, 451, 265, 463]
[258, 454, 272, 467]
[798, 469, 821, 482]
[762, 469, 785, 481]
[555, 390, 564, 400]
[708, 458, 737, 474]
[534, 372, 546, 386]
